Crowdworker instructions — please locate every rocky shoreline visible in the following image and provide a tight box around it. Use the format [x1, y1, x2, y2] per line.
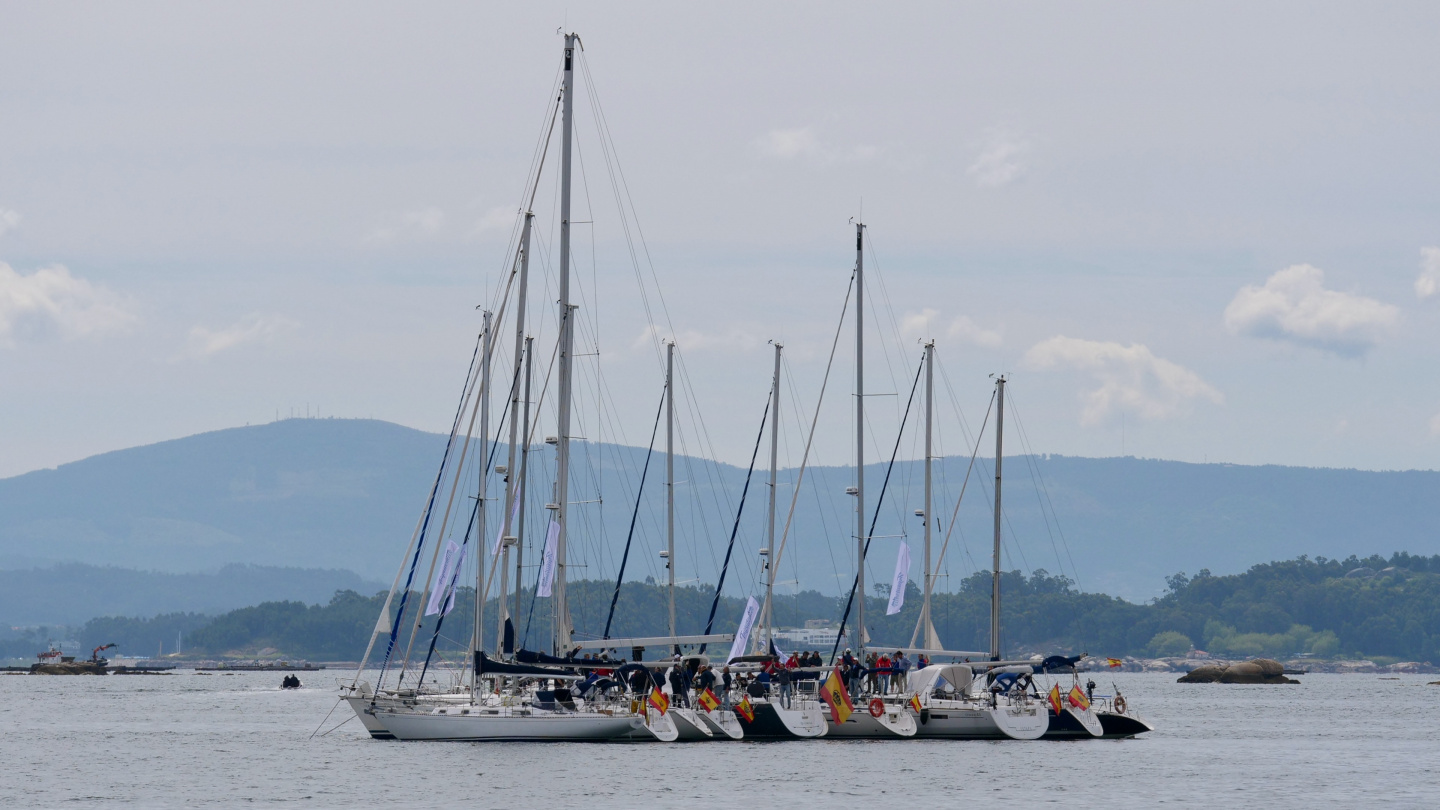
[1080, 656, 1438, 675]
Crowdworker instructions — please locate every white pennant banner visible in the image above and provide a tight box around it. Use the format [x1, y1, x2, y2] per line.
[727, 596, 760, 664]
[536, 520, 560, 597]
[425, 540, 467, 617]
[886, 541, 910, 615]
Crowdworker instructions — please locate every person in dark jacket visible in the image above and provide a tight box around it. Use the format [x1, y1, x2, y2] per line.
[668, 666, 689, 707]
[721, 666, 734, 708]
[776, 665, 793, 708]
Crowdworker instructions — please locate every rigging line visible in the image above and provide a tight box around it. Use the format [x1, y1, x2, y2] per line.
[924, 389, 994, 640]
[700, 391, 771, 654]
[829, 349, 925, 664]
[781, 356, 843, 601]
[602, 387, 666, 639]
[575, 54, 666, 370]
[374, 329, 485, 691]
[1008, 390, 1082, 590]
[764, 270, 855, 635]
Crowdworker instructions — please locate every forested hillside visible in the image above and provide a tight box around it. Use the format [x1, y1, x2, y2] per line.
[36, 552, 1439, 663]
[4, 419, 1440, 606]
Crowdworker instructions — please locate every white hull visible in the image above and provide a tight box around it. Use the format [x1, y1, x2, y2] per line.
[696, 707, 744, 739]
[743, 697, 829, 738]
[617, 707, 680, 742]
[1066, 705, 1104, 737]
[376, 705, 644, 741]
[825, 703, 918, 738]
[915, 700, 1048, 740]
[669, 708, 714, 741]
[345, 696, 396, 740]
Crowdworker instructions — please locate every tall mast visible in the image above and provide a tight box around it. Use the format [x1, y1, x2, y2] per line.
[990, 375, 1006, 660]
[762, 341, 782, 648]
[513, 336, 534, 625]
[921, 339, 935, 648]
[552, 32, 578, 655]
[472, 310, 493, 664]
[852, 221, 866, 657]
[665, 340, 677, 648]
[496, 213, 532, 649]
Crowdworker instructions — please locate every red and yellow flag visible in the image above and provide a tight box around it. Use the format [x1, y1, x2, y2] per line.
[821, 666, 854, 724]
[1068, 684, 1090, 711]
[1047, 684, 1064, 715]
[736, 695, 755, 722]
[1106, 657, 1123, 669]
[908, 694, 923, 714]
[697, 688, 720, 713]
[647, 687, 669, 715]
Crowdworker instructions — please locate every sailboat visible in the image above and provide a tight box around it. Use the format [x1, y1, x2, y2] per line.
[341, 32, 664, 743]
[905, 374, 1048, 741]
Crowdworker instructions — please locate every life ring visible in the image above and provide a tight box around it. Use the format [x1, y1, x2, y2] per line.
[1113, 695, 1127, 714]
[868, 698, 885, 718]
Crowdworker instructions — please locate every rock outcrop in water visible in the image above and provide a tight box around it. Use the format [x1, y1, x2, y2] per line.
[1177, 658, 1298, 684]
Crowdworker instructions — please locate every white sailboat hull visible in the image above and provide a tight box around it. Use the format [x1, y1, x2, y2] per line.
[914, 700, 1048, 740]
[344, 695, 396, 740]
[824, 703, 918, 738]
[696, 707, 744, 739]
[616, 707, 680, 742]
[376, 706, 644, 742]
[741, 698, 829, 738]
[669, 707, 714, 741]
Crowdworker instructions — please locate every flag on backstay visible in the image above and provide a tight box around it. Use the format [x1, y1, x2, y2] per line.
[726, 596, 760, 664]
[536, 520, 560, 597]
[424, 540, 467, 617]
[698, 688, 720, 713]
[821, 666, 854, 724]
[908, 694, 922, 713]
[1068, 684, 1090, 711]
[1047, 684, 1064, 715]
[886, 541, 910, 615]
[736, 695, 755, 722]
[647, 687, 669, 715]
[1106, 657, 1124, 668]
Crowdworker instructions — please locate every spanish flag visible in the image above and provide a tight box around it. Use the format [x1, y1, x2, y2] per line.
[736, 695, 755, 723]
[647, 687, 669, 715]
[908, 694, 922, 713]
[1106, 657, 1123, 668]
[1068, 684, 1090, 711]
[697, 687, 720, 713]
[1047, 684, 1064, 715]
[821, 666, 854, 724]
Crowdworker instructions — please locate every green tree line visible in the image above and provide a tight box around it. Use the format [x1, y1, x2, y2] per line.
[46, 552, 1440, 663]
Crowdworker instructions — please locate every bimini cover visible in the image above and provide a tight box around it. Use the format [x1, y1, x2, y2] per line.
[910, 664, 974, 697]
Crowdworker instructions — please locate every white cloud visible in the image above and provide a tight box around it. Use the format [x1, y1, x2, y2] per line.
[1223, 264, 1399, 357]
[631, 324, 765, 355]
[475, 205, 517, 233]
[947, 315, 1002, 348]
[1023, 336, 1223, 425]
[0, 262, 136, 346]
[365, 207, 446, 244]
[754, 126, 879, 165]
[1415, 247, 1440, 299]
[186, 313, 298, 358]
[899, 308, 1001, 348]
[0, 208, 19, 238]
[966, 134, 1027, 188]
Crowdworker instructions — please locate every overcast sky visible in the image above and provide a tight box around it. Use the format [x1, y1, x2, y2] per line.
[3, 1, 1440, 480]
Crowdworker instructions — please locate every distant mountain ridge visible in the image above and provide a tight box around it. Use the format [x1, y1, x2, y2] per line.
[2, 418, 1437, 607]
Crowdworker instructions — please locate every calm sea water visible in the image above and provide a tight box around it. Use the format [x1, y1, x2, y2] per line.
[1, 670, 1436, 807]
